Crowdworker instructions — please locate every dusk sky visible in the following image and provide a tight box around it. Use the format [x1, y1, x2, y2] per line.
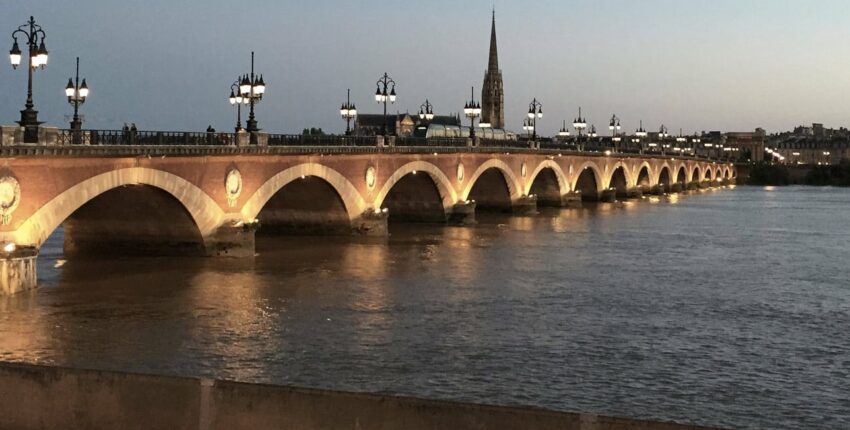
[2, 0, 849, 135]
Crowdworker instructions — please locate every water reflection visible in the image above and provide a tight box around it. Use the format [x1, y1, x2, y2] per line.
[0, 187, 848, 430]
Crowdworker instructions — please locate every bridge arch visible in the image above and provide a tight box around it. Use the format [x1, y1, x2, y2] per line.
[658, 166, 672, 187]
[635, 161, 652, 188]
[11, 167, 224, 248]
[527, 160, 568, 206]
[461, 159, 522, 202]
[607, 161, 634, 189]
[691, 166, 702, 183]
[572, 161, 605, 194]
[373, 161, 457, 220]
[675, 165, 688, 185]
[241, 163, 367, 223]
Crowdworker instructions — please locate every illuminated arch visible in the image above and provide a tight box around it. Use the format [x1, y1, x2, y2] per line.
[461, 158, 523, 201]
[242, 163, 367, 222]
[373, 160, 458, 212]
[607, 160, 635, 189]
[10, 167, 224, 247]
[525, 159, 568, 196]
[572, 160, 605, 193]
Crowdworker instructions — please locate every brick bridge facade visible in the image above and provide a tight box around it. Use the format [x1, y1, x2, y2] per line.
[0, 145, 735, 294]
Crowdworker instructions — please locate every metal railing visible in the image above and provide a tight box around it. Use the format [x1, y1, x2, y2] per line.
[266, 134, 374, 147]
[58, 129, 236, 146]
[45, 128, 736, 162]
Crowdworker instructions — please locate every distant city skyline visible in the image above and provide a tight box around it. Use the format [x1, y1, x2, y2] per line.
[2, 0, 849, 135]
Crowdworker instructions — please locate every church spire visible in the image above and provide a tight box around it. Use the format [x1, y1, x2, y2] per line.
[481, 9, 505, 129]
[488, 9, 499, 72]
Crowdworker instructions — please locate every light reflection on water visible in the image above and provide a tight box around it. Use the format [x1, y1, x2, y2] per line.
[0, 186, 849, 429]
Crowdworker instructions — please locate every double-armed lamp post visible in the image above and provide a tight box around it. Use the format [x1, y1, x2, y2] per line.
[239, 51, 266, 141]
[375, 73, 396, 136]
[340, 89, 357, 135]
[609, 114, 621, 150]
[419, 99, 434, 123]
[228, 79, 249, 132]
[573, 107, 587, 149]
[9, 16, 49, 143]
[464, 87, 481, 138]
[64, 57, 89, 132]
[635, 120, 648, 153]
[527, 98, 543, 140]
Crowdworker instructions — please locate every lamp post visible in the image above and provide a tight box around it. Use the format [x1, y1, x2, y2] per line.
[340, 88, 357, 135]
[635, 120, 648, 153]
[9, 16, 49, 143]
[676, 128, 687, 155]
[64, 57, 88, 132]
[558, 120, 571, 143]
[588, 124, 597, 148]
[418, 99, 434, 125]
[464, 86, 481, 138]
[658, 124, 669, 155]
[239, 51, 265, 137]
[523, 118, 534, 139]
[228, 79, 249, 133]
[375, 72, 396, 136]
[572, 107, 587, 150]
[527, 98, 543, 140]
[609, 114, 621, 151]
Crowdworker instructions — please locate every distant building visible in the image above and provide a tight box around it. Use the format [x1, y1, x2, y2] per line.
[771, 123, 850, 165]
[480, 11, 504, 129]
[354, 113, 461, 137]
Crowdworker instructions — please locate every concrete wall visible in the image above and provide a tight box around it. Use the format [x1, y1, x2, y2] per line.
[0, 362, 725, 430]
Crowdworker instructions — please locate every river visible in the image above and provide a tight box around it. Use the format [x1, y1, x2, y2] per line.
[1, 186, 848, 429]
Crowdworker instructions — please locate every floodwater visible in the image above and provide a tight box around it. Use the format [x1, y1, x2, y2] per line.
[1, 186, 848, 429]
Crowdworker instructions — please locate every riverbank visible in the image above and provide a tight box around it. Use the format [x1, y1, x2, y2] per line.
[743, 160, 850, 186]
[0, 362, 723, 430]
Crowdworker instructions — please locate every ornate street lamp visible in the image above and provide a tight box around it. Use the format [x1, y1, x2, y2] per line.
[527, 98, 543, 140]
[64, 57, 88, 132]
[558, 120, 571, 141]
[419, 99, 434, 122]
[635, 120, 648, 153]
[658, 124, 669, 154]
[676, 128, 687, 154]
[239, 51, 265, 137]
[228, 78, 249, 132]
[375, 72, 397, 136]
[609, 114, 622, 150]
[463, 87, 482, 137]
[572, 107, 587, 148]
[9, 16, 49, 143]
[588, 125, 598, 147]
[522, 118, 534, 139]
[340, 88, 357, 135]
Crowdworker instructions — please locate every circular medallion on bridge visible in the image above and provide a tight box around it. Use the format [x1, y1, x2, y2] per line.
[521, 162, 528, 178]
[225, 169, 242, 208]
[457, 163, 465, 182]
[365, 166, 376, 190]
[0, 176, 20, 225]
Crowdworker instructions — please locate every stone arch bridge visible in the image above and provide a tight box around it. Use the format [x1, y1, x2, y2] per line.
[0, 144, 735, 294]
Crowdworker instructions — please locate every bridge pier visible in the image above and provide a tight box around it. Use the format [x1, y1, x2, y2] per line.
[599, 188, 617, 202]
[352, 209, 389, 236]
[687, 181, 700, 191]
[204, 221, 258, 258]
[448, 201, 476, 225]
[626, 187, 643, 199]
[650, 184, 666, 195]
[561, 191, 582, 208]
[512, 195, 538, 216]
[0, 246, 38, 295]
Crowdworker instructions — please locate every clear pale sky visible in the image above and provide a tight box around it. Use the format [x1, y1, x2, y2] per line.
[2, 0, 849, 135]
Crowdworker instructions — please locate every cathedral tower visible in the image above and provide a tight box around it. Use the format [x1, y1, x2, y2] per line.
[481, 10, 504, 129]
